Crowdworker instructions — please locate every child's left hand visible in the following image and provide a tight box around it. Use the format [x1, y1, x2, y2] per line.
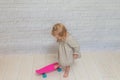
[73, 54, 79, 59]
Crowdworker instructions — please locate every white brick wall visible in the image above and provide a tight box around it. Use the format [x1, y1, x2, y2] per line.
[0, 0, 120, 54]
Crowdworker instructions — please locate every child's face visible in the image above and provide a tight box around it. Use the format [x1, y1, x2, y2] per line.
[54, 34, 62, 40]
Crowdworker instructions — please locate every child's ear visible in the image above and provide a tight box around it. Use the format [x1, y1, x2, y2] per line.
[58, 33, 62, 36]
[58, 31, 64, 37]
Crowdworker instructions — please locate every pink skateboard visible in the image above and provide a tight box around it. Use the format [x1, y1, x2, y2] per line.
[35, 62, 62, 78]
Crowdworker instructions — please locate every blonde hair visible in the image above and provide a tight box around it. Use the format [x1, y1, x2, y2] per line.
[51, 23, 67, 41]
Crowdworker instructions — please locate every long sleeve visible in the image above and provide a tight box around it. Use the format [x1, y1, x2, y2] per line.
[66, 35, 81, 58]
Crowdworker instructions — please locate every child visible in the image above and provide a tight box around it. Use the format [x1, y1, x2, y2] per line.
[51, 23, 81, 78]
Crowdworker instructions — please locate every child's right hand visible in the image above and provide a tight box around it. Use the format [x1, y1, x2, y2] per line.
[73, 54, 79, 59]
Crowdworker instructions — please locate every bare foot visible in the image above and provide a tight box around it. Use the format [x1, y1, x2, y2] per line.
[63, 66, 70, 78]
[63, 71, 69, 78]
[54, 64, 59, 69]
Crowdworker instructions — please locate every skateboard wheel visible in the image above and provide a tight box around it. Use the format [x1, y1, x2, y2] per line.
[42, 73, 47, 78]
[57, 68, 62, 72]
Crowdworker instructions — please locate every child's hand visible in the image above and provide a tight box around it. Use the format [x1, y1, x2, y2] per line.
[73, 54, 79, 59]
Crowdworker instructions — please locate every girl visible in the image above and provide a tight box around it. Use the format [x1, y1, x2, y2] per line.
[51, 23, 81, 78]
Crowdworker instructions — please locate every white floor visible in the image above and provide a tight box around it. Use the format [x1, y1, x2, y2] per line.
[0, 52, 120, 80]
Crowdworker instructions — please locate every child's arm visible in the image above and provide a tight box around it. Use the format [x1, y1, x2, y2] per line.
[73, 54, 79, 59]
[66, 35, 81, 58]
